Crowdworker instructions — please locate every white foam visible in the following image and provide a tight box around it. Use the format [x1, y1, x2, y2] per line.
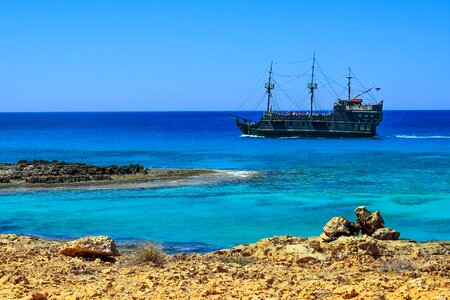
[396, 135, 450, 139]
[240, 134, 265, 138]
[218, 170, 260, 178]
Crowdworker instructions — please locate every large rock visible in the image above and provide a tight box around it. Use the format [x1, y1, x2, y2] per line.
[354, 206, 385, 236]
[372, 228, 400, 240]
[322, 216, 359, 239]
[60, 236, 120, 258]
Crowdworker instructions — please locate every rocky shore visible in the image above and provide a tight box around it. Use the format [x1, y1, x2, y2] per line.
[0, 160, 251, 191]
[1, 234, 449, 299]
[1, 207, 449, 299]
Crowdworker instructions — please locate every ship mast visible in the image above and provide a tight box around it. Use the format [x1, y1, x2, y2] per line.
[308, 53, 317, 116]
[265, 62, 274, 112]
[347, 68, 352, 100]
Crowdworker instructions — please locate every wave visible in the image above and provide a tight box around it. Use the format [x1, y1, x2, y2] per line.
[218, 170, 260, 178]
[240, 134, 265, 138]
[396, 135, 450, 139]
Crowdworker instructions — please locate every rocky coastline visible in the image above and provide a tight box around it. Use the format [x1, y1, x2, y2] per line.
[0, 160, 252, 191]
[1, 207, 449, 299]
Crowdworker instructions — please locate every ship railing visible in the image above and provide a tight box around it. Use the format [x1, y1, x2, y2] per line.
[266, 113, 334, 121]
[344, 105, 374, 111]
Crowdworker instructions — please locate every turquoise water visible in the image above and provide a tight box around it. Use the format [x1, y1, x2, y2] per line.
[0, 111, 449, 252]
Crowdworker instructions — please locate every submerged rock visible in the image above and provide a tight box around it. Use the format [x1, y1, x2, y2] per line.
[60, 236, 120, 258]
[322, 216, 359, 239]
[354, 206, 385, 236]
[372, 228, 400, 240]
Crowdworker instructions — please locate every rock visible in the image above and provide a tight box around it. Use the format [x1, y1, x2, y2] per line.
[322, 216, 359, 238]
[215, 265, 228, 273]
[320, 232, 336, 242]
[372, 228, 400, 240]
[327, 236, 382, 258]
[60, 236, 120, 258]
[32, 292, 47, 300]
[355, 206, 385, 236]
[295, 255, 319, 264]
[284, 244, 322, 263]
[0, 160, 146, 184]
[266, 277, 275, 286]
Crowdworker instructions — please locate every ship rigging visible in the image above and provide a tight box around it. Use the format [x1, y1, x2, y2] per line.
[230, 55, 384, 138]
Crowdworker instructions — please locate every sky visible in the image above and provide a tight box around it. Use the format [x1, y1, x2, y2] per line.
[0, 0, 449, 111]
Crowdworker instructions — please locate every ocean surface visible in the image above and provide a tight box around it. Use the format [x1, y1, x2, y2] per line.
[0, 111, 449, 253]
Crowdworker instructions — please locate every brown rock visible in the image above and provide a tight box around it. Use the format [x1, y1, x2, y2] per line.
[320, 232, 335, 242]
[295, 255, 319, 264]
[322, 216, 359, 238]
[60, 236, 120, 258]
[372, 228, 400, 240]
[355, 206, 385, 236]
[215, 265, 228, 273]
[32, 292, 47, 300]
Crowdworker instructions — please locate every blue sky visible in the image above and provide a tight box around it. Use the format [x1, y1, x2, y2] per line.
[0, 0, 449, 111]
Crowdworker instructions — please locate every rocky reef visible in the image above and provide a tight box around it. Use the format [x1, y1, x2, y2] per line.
[0, 160, 146, 184]
[0, 208, 449, 299]
[0, 160, 245, 191]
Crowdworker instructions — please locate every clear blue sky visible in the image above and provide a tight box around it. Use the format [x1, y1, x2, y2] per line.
[1, 0, 449, 111]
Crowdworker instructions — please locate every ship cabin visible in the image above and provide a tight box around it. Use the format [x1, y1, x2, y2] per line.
[333, 98, 383, 111]
[332, 98, 384, 125]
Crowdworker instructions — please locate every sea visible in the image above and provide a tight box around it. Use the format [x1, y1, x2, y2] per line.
[0, 111, 449, 253]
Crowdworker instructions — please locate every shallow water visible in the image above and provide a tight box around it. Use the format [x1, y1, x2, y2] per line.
[0, 111, 449, 252]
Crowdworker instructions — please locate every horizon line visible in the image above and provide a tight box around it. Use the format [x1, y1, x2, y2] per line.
[0, 109, 449, 113]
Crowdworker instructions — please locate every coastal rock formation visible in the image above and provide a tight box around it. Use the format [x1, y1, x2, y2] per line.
[0, 160, 251, 191]
[372, 227, 400, 240]
[322, 216, 359, 239]
[354, 206, 385, 236]
[321, 207, 399, 241]
[1, 234, 449, 299]
[0, 160, 146, 184]
[60, 236, 120, 258]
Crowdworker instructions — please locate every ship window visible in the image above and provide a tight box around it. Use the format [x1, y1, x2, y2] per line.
[365, 115, 368, 118]
[371, 115, 374, 118]
[302, 122, 305, 126]
[358, 114, 362, 117]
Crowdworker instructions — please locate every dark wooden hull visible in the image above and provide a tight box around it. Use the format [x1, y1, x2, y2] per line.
[233, 100, 383, 138]
[236, 119, 379, 138]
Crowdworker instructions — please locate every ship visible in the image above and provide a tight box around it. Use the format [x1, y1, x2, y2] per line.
[230, 55, 384, 138]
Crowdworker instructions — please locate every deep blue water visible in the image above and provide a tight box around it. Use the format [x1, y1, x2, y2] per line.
[0, 111, 449, 253]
